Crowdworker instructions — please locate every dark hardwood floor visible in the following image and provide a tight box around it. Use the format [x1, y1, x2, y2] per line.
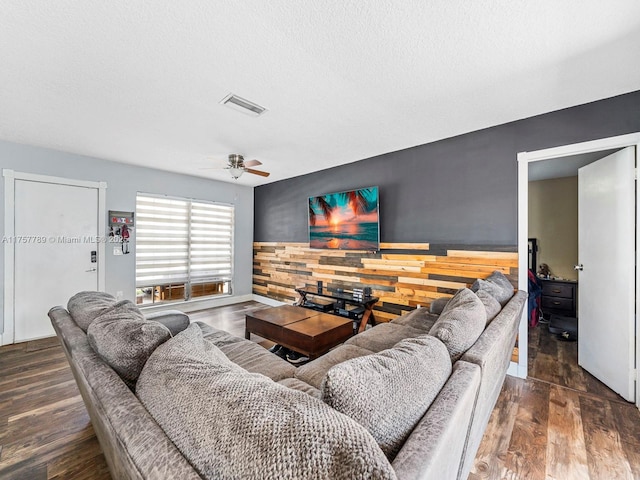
[471, 322, 640, 479]
[527, 322, 623, 402]
[188, 301, 271, 341]
[0, 337, 111, 479]
[1, 301, 638, 479]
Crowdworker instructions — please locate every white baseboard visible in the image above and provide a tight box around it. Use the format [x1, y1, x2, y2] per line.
[252, 294, 286, 307]
[507, 361, 527, 379]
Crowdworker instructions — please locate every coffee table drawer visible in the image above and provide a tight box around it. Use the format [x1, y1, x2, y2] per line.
[245, 315, 279, 339]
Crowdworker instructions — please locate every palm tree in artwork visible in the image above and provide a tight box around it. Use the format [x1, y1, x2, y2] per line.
[308, 195, 334, 226]
[342, 188, 372, 215]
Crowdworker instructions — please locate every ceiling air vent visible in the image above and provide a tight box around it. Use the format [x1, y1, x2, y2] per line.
[220, 93, 267, 117]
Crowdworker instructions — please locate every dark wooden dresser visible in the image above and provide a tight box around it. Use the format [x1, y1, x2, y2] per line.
[540, 278, 578, 318]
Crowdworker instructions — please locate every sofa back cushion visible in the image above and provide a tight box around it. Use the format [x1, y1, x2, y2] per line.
[429, 296, 451, 315]
[476, 289, 501, 324]
[429, 288, 486, 361]
[321, 335, 451, 460]
[67, 291, 117, 332]
[471, 270, 514, 306]
[389, 306, 438, 332]
[87, 300, 171, 389]
[136, 324, 397, 480]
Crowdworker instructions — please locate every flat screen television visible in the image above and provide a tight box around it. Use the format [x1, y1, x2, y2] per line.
[308, 186, 379, 250]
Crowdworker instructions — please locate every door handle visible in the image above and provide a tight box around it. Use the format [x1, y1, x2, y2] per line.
[574, 264, 583, 271]
[85, 268, 97, 272]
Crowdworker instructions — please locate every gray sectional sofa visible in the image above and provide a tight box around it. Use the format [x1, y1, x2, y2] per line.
[49, 272, 526, 480]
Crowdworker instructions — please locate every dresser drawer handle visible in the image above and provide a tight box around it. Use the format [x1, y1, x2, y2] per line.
[553, 301, 561, 305]
[552, 289, 561, 293]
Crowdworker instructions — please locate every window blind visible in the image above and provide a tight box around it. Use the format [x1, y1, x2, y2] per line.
[135, 194, 234, 289]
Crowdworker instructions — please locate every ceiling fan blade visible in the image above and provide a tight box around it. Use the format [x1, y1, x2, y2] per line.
[245, 168, 270, 177]
[199, 157, 228, 169]
[244, 159, 262, 167]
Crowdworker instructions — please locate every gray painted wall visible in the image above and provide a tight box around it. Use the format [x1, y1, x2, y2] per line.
[0, 140, 254, 333]
[255, 90, 640, 245]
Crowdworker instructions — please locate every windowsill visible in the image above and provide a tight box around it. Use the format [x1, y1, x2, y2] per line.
[139, 293, 251, 315]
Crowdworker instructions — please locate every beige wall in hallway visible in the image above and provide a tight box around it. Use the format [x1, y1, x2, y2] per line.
[529, 176, 578, 281]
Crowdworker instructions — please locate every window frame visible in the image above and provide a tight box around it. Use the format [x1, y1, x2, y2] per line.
[135, 192, 235, 304]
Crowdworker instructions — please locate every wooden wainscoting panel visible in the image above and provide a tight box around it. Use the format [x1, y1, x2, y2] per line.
[253, 241, 518, 318]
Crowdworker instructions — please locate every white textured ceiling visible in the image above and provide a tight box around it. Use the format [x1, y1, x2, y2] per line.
[1, 1, 640, 186]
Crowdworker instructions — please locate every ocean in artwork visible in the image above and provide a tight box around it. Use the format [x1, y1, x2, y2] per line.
[309, 222, 379, 249]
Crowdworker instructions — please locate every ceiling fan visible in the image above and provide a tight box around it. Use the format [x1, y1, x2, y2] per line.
[204, 154, 270, 180]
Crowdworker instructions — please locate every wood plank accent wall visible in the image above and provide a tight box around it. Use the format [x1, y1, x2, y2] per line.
[253, 242, 518, 323]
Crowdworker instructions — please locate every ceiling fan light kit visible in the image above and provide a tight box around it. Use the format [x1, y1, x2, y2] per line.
[225, 154, 270, 180]
[228, 167, 245, 179]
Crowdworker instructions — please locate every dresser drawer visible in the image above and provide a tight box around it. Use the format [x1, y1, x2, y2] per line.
[541, 296, 573, 311]
[542, 282, 574, 299]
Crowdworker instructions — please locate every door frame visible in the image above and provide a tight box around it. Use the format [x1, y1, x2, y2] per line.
[517, 132, 640, 409]
[2, 170, 107, 345]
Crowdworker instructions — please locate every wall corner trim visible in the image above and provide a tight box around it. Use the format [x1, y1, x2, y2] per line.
[507, 361, 526, 379]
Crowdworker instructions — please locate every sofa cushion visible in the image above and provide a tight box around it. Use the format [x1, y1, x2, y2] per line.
[389, 307, 438, 332]
[429, 296, 451, 315]
[345, 323, 425, 352]
[277, 377, 321, 398]
[67, 291, 117, 332]
[87, 300, 172, 389]
[470, 279, 505, 305]
[486, 270, 515, 294]
[476, 289, 501, 324]
[218, 340, 296, 382]
[471, 270, 514, 306]
[295, 344, 374, 389]
[321, 335, 452, 461]
[195, 321, 246, 347]
[193, 322, 295, 381]
[428, 288, 486, 361]
[136, 323, 397, 480]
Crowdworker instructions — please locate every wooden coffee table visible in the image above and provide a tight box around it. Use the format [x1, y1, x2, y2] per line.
[245, 305, 353, 359]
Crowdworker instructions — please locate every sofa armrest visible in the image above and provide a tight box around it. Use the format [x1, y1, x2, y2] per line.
[392, 361, 481, 480]
[144, 310, 190, 336]
[458, 290, 526, 478]
[49, 306, 201, 479]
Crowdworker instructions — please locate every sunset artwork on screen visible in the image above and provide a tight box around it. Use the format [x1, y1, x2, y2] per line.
[308, 186, 379, 250]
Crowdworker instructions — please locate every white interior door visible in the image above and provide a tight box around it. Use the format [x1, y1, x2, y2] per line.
[13, 179, 100, 342]
[578, 146, 636, 402]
